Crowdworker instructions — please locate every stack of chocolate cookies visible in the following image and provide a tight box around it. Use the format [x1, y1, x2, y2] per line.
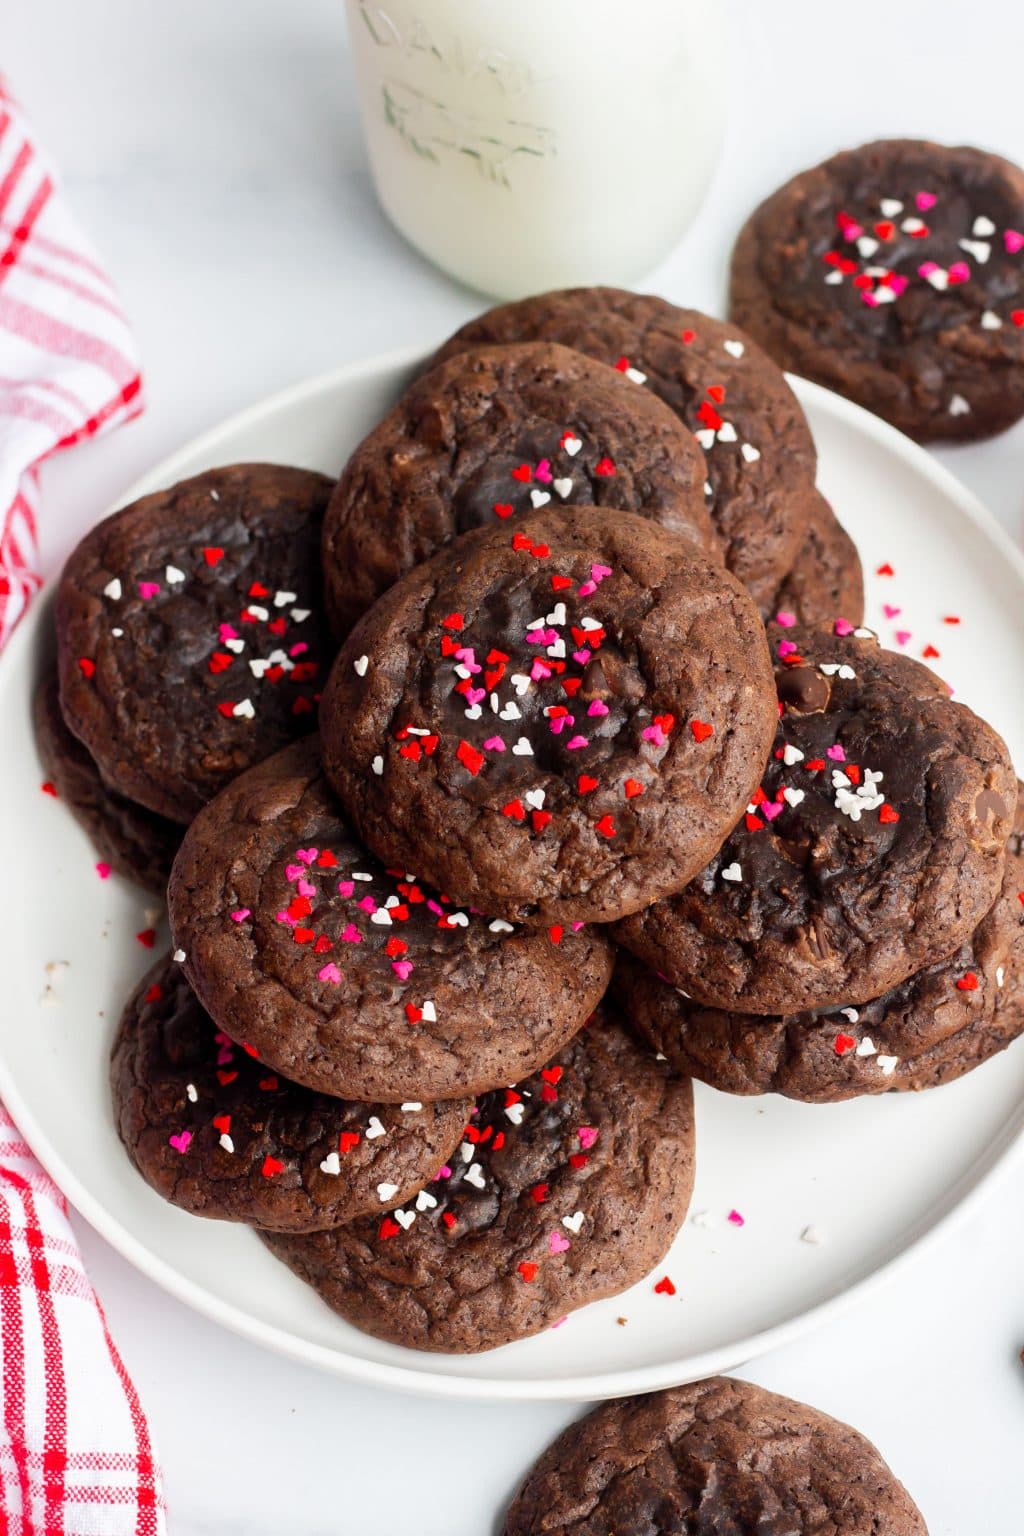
[39, 284, 1022, 1357]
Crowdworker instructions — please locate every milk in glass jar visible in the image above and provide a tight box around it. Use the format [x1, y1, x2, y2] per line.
[344, 0, 729, 298]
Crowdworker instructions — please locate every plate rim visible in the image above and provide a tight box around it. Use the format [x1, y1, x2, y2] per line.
[2, 350, 1023, 1402]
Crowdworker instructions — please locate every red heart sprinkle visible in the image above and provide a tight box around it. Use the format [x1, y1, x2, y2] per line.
[680, 329, 695, 344]
[339, 1131, 360, 1153]
[502, 798, 526, 821]
[216, 1070, 237, 1086]
[541, 1066, 563, 1084]
[697, 399, 723, 431]
[317, 850, 338, 868]
[511, 464, 531, 482]
[216, 701, 236, 718]
[1012, 310, 1024, 328]
[261, 1156, 284, 1178]
[442, 612, 464, 630]
[207, 652, 233, 674]
[550, 573, 573, 591]
[248, 582, 270, 598]
[548, 925, 564, 946]
[77, 657, 96, 679]
[956, 972, 979, 991]
[378, 1217, 400, 1240]
[654, 1275, 676, 1295]
[512, 531, 533, 550]
[41, 781, 57, 797]
[707, 383, 726, 403]
[385, 937, 408, 957]
[876, 562, 895, 577]
[405, 1003, 423, 1024]
[689, 719, 714, 742]
[878, 804, 900, 824]
[202, 547, 225, 566]
[624, 779, 645, 798]
[595, 814, 616, 837]
[442, 1212, 457, 1229]
[144, 984, 163, 1003]
[653, 713, 675, 735]
[594, 456, 616, 477]
[268, 617, 288, 637]
[531, 810, 552, 833]
[493, 503, 514, 519]
[834, 1033, 857, 1055]
[292, 927, 315, 945]
[922, 644, 940, 659]
[744, 814, 764, 832]
[577, 775, 599, 794]
[518, 1262, 538, 1283]
[212, 1115, 231, 1135]
[805, 759, 826, 771]
[530, 1183, 549, 1203]
[456, 740, 485, 775]
[259, 1076, 278, 1091]
[531, 542, 550, 559]
[313, 936, 332, 955]
[399, 741, 422, 762]
[136, 929, 156, 949]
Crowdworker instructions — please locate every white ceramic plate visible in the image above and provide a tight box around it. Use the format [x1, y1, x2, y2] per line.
[2, 346, 1022, 1402]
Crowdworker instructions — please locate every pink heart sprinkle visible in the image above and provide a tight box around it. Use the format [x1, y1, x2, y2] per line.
[392, 960, 413, 980]
[454, 646, 479, 670]
[138, 581, 160, 600]
[587, 700, 609, 717]
[571, 921, 584, 931]
[550, 1316, 568, 1330]
[888, 274, 909, 296]
[525, 628, 547, 645]
[296, 848, 317, 865]
[289, 641, 309, 658]
[427, 900, 444, 916]
[947, 260, 970, 284]
[578, 1126, 599, 1149]
[642, 724, 666, 746]
[762, 802, 783, 822]
[572, 649, 591, 665]
[565, 735, 589, 750]
[219, 624, 239, 641]
[577, 581, 597, 597]
[285, 864, 304, 881]
[465, 686, 486, 707]
[894, 629, 912, 647]
[336, 880, 354, 898]
[549, 1230, 571, 1254]
[275, 910, 295, 927]
[318, 962, 341, 984]
[826, 744, 845, 762]
[297, 879, 316, 898]
[168, 1130, 192, 1154]
[915, 190, 936, 210]
[883, 604, 901, 619]
[591, 563, 612, 581]
[534, 459, 553, 483]
[777, 640, 797, 657]
[1005, 229, 1024, 253]
[482, 735, 505, 751]
[839, 218, 863, 239]
[917, 260, 939, 278]
[834, 618, 854, 636]
[727, 1208, 745, 1227]
[358, 896, 377, 913]
[549, 714, 573, 735]
[230, 908, 250, 922]
[436, 1165, 452, 1180]
[340, 924, 362, 943]
[774, 611, 797, 629]
[860, 292, 878, 308]
[530, 660, 552, 681]
[95, 862, 111, 880]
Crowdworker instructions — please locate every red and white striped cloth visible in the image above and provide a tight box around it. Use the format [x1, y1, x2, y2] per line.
[0, 74, 142, 651]
[0, 82, 164, 1536]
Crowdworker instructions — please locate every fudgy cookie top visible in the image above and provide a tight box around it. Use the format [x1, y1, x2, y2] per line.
[57, 464, 335, 822]
[111, 955, 470, 1232]
[34, 669, 180, 895]
[320, 508, 777, 925]
[168, 738, 613, 1102]
[503, 1377, 927, 1535]
[614, 624, 1017, 1013]
[322, 340, 714, 635]
[427, 289, 818, 586]
[730, 139, 1024, 441]
[261, 1003, 696, 1353]
[615, 785, 1024, 1100]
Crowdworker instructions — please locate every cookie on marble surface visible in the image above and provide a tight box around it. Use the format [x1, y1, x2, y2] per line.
[322, 340, 714, 635]
[57, 464, 335, 822]
[731, 138, 1024, 441]
[427, 288, 818, 588]
[320, 507, 777, 926]
[261, 1002, 696, 1353]
[112, 954, 470, 1231]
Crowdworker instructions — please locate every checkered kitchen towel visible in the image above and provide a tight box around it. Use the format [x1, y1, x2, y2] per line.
[0, 81, 164, 1536]
[0, 75, 142, 651]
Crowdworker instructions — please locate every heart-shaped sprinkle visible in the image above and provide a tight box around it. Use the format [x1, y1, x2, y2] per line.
[366, 1117, 385, 1139]
[319, 1151, 341, 1175]
[721, 862, 742, 882]
[377, 1181, 399, 1202]
[549, 1230, 570, 1254]
[168, 1130, 192, 1154]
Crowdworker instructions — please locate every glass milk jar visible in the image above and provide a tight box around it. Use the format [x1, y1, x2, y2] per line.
[344, 0, 729, 298]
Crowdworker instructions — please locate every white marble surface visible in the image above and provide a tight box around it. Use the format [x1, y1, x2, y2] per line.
[5, 2, 1024, 1530]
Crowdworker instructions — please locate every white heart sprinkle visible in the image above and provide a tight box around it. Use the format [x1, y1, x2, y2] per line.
[376, 1182, 399, 1202]
[877, 1055, 899, 1076]
[489, 919, 514, 934]
[186, 1084, 198, 1103]
[841, 1008, 861, 1023]
[783, 787, 805, 808]
[447, 911, 469, 927]
[319, 1152, 341, 1176]
[421, 1000, 437, 1022]
[783, 744, 804, 766]
[880, 198, 903, 217]
[372, 755, 383, 776]
[856, 235, 879, 258]
[740, 442, 761, 463]
[973, 215, 996, 237]
[553, 478, 573, 499]
[856, 1036, 877, 1058]
[249, 659, 271, 679]
[562, 1211, 584, 1234]
[510, 674, 531, 696]
[530, 489, 551, 509]
[981, 310, 1003, 330]
[173, 949, 186, 963]
[165, 565, 185, 584]
[716, 421, 738, 444]
[723, 339, 745, 358]
[996, 966, 1006, 989]
[416, 1189, 438, 1211]
[625, 366, 647, 385]
[901, 216, 925, 234]
[232, 699, 255, 720]
[511, 737, 533, 756]
[464, 704, 482, 720]
[369, 908, 392, 926]
[563, 435, 582, 457]
[958, 237, 990, 264]
[721, 862, 742, 883]
[365, 1117, 385, 1139]
[224, 638, 244, 654]
[948, 394, 971, 416]
[695, 428, 715, 450]
[525, 789, 545, 809]
[546, 603, 567, 626]
[111, 627, 124, 638]
[579, 617, 603, 631]
[394, 1208, 416, 1230]
[464, 1163, 486, 1190]
[925, 268, 949, 291]
[103, 578, 122, 600]
[291, 608, 311, 623]
[499, 702, 521, 721]
[401, 1102, 422, 1113]
[354, 654, 369, 676]
[273, 590, 296, 607]
[246, 605, 269, 622]
[219, 1133, 235, 1154]
[505, 1102, 525, 1125]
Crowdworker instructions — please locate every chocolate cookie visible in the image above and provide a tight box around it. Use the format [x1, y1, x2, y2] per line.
[427, 289, 818, 588]
[56, 464, 335, 822]
[322, 341, 714, 636]
[320, 508, 777, 926]
[748, 490, 865, 629]
[261, 1003, 696, 1353]
[615, 780, 1024, 1098]
[111, 955, 470, 1231]
[503, 1377, 927, 1535]
[614, 626, 1016, 1013]
[731, 139, 1024, 441]
[34, 669, 179, 893]
[168, 737, 613, 1102]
